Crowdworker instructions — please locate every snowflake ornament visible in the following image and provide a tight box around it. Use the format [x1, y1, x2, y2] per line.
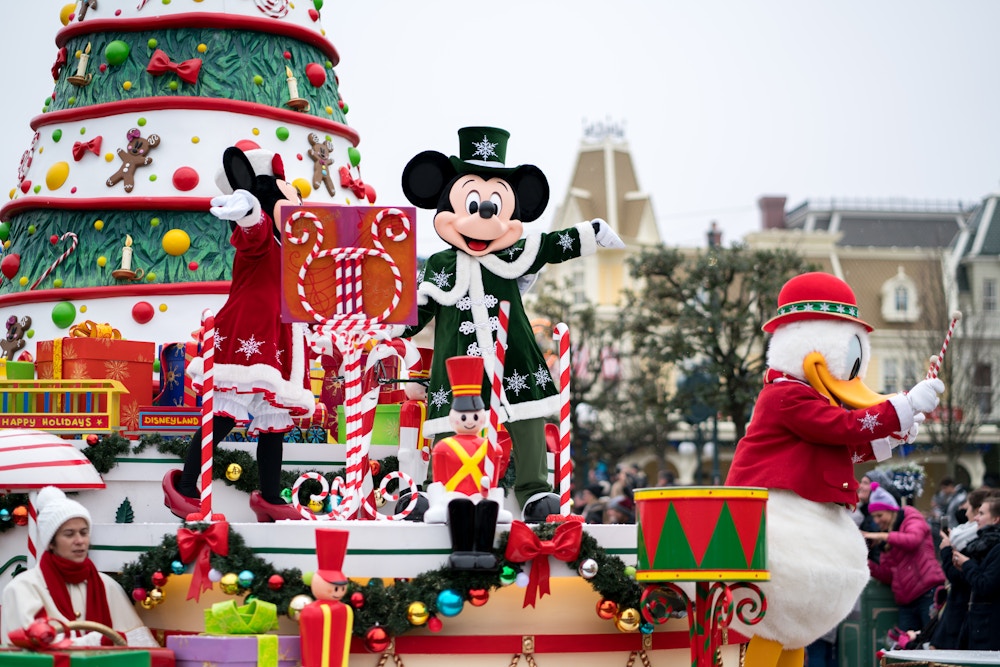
[429, 268, 453, 289]
[237, 334, 264, 359]
[471, 135, 499, 161]
[857, 411, 881, 433]
[430, 387, 452, 409]
[533, 364, 552, 389]
[505, 369, 530, 396]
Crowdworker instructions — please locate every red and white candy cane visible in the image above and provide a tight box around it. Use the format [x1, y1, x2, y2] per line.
[29, 232, 78, 290]
[285, 208, 409, 329]
[375, 471, 420, 520]
[197, 310, 217, 519]
[553, 322, 572, 516]
[486, 301, 511, 495]
[290, 472, 349, 520]
[927, 311, 962, 380]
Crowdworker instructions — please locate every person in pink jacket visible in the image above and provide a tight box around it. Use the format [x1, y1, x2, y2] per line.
[864, 482, 945, 631]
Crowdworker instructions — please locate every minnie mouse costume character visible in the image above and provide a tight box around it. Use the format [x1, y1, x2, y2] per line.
[163, 146, 316, 522]
[399, 127, 624, 521]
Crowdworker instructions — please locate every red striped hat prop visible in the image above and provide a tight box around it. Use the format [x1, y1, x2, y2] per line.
[446, 355, 485, 412]
[763, 272, 873, 334]
[0, 429, 105, 490]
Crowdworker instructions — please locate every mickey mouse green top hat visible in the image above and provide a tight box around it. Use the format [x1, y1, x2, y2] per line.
[449, 126, 514, 175]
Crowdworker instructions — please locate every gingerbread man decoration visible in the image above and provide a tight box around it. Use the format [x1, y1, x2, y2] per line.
[307, 132, 336, 196]
[106, 128, 160, 193]
[1, 316, 31, 361]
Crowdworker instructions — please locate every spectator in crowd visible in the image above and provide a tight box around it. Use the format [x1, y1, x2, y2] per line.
[949, 494, 1000, 650]
[656, 469, 676, 487]
[864, 482, 946, 632]
[933, 487, 1000, 649]
[603, 495, 635, 524]
[1, 487, 158, 647]
[576, 484, 608, 524]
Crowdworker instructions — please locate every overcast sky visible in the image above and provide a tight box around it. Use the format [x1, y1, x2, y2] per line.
[3, 1, 1000, 256]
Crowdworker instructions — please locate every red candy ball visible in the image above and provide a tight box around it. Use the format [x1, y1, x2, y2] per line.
[305, 63, 326, 87]
[172, 166, 199, 191]
[50, 235, 59, 245]
[132, 301, 155, 324]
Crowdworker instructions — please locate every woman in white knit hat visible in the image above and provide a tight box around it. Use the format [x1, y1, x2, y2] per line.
[0, 487, 157, 647]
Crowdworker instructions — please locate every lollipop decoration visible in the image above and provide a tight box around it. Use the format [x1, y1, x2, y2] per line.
[926, 310, 962, 380]
[29, 232, 78, 290]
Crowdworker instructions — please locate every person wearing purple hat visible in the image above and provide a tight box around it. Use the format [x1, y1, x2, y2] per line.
[863, 482, 945, 632]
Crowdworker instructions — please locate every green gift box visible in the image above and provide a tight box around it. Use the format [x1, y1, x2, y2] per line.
[336, 403, 400, 445]
[0, 648, 151, 666]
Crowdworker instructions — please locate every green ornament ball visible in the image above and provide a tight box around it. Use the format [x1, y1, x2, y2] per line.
[302, 571, 314, 587]
[499, 566, 517, 586]
[0, 222, 9, 242]
[276, 127, 290, 141]
[624, 566, 637, 579]
[347, 147, 360, 167]
[253, 74, 263, 86]
[137, 117, 147, 127]
[153, 359, 160, 373]
[147, 39, 158, 49]
[27, 225, 36, 235]
[51, 301, 76, 329]
[104, 40, 131, 66]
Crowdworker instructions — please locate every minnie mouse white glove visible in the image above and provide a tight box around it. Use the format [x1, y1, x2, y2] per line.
[210, 189, 261, 227]
[592, 219, 625, 249]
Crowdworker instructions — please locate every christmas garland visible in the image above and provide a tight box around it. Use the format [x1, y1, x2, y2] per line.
[117, 521, 647, 639]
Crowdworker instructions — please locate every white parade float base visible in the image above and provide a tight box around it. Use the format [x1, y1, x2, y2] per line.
[0, 439, 744, 666]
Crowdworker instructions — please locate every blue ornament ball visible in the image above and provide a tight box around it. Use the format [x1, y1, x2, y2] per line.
[0, 509, 9, 522]
[436, 589, 464, 618]
[170, 560, 185, 575]
[238, 570, 255, 588]
[640, 622, 654, 634]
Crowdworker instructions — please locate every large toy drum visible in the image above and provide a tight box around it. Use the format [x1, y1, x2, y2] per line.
[634, 486, 768, 583]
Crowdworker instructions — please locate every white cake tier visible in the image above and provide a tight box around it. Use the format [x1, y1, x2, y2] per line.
[5, 102, 361, 216]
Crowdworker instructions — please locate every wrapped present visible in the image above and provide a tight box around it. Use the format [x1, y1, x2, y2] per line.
[336, 403, 400, 446]
[0, 359, 36, 379]
[0, 648, 152, 665]
[166, 634, 300, 667]
[36, 337, 155, 431]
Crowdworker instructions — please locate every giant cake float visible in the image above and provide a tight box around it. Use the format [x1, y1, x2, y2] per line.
[0, 3, 754, 666]
[1, 0, 372, 351]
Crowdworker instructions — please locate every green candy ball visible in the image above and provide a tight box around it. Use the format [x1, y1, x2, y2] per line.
[347, 147, 361, 167]
[51, 301, 76, 329]
[104, 40, 131, 66]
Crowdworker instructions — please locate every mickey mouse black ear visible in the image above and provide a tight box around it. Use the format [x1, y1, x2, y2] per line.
[222, 146, 257, 193]
[401, 151, 456, 210]
[507, 165, 549, 223]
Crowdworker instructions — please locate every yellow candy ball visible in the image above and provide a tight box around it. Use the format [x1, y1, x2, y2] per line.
[252, 128, 260, 136]
[97, 256, 107, 267]
[146, 272, 156, 282]
[292, 178, 312, 199]
[94, 219, 104, 231]
[60, 4, 75, 25]
[159, 303, 168, 312]
[162, 228, 191, 256]
[18, 277, 28, 287]
[123, 81, 132, 91]
[191, 136, 200, 144]
[79, 305, 87, 313]
[197, 43, 207, 53]
[46, 162, 70, 190]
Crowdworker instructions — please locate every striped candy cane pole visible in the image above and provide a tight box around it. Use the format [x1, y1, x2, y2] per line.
[29, 232, 79, 290]
[927, 311, 962, 379]
[26, 493, 38, 566]
[553, 323, 572, 516]
[340, 337, 366, 519]
[486, 301, 511, 494]
[198, 310, 216, 519]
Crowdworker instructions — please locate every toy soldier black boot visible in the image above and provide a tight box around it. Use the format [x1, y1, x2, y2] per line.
[447, 497, 479, 570]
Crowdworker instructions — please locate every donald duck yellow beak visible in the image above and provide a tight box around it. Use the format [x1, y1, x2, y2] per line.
[802, 351, 895, 409]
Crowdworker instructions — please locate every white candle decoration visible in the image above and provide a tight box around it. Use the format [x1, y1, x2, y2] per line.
[121, 235, 133, 271]
[286, 66, 299, 99]
[75, 42, 91, 78]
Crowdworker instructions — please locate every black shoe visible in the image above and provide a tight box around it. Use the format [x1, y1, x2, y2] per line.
[397, 488, 429, 522]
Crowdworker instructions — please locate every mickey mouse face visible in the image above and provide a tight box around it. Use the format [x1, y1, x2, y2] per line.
[434, 175, 522, 256]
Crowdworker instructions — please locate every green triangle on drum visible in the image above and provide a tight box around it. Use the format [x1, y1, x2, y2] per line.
[672, 498, 724, 565]
[638, 496, 672, 567]
[660, 504, 699, 570]
[726, 497, 766, 568]
[700, 504, 749, 570]
[753, 511, 768, 569]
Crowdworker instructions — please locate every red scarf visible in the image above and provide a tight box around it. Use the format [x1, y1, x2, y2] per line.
[39, 551, 113, 629]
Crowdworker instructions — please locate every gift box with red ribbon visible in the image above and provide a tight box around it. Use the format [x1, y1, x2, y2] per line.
[0, 648, 153, 666]
[35, 337, 155, 430]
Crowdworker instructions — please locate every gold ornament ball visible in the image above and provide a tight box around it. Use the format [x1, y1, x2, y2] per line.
[374, 489, 386, 508]
[220, 572, 240, 595]
[225, 463, 243, 481]
[307, 498, 324, 513]
[149, 588, 165, 604]
[596, 598, 618, 620]
[615, 608, 641, 633]
[288, 594, 314, 622]
[140, 596, 154, 610]
[406, 601, 429, 626]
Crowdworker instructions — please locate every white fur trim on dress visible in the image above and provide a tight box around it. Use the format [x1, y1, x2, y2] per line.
[728, 489, 869, 649]
[187, 357, 315, 428]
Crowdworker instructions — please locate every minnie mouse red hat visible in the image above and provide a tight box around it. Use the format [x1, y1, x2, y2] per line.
[762, 272, 873, 333]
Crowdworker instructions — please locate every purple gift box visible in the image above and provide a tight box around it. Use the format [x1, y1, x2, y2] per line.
[166, 634, 301, 667]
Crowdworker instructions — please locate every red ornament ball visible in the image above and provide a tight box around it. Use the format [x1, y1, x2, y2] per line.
[20, 180, 31, 194]
[85, 434, 99, 446]
[350, 591, 365, 608]
[49, 235, 59, 245]
[363, 626, 390, 653]
[172, 166, 199, 191]
[283, 51, 291, 60]
[305, 63, 326, 87]
[132, 588, 147, 602]
[427, 616, 443, 633]
[151, 571, 167, 587]
[12, 506, 28, 526]
[267, 574, 284, 591]
[337, 100, 344, 109]
[100, 63, 107, 73]
[132, 301, 155, 324]
[468, 588, 489, 607]
[369, 460, 381, 476]
[1, 253, 21, 279]
[188, 261, 199, 271]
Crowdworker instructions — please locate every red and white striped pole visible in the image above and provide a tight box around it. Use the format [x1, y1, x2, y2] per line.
[198, 310, 217, 520]
[553, 323, 572, 516]
[927, 310, 962, 380]
[486, 301, 511, 494]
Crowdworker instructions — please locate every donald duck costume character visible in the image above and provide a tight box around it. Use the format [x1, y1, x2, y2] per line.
[726, 272, 944, 667]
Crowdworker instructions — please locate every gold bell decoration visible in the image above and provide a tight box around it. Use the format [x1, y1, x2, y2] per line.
[219, 572, 240, 595]
[225, 462, 243, 482]
[287, 594, 313, 622]
[615, 607, 641, 633]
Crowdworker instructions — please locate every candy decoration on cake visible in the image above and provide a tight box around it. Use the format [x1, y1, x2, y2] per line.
[398, 126, 625, 522]
[1, 2, 372, 349]
[29, 232, 78, 290]
[724, 272, 945, 667]
[307, 132, 337, 196]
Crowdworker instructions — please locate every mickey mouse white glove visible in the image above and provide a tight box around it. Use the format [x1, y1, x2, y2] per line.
[210, 189, 261, 227]
[592, 219, 625, 249]
[906, 378, 944, 414]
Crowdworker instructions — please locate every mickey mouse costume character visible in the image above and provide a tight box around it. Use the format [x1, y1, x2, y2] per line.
[725, 272, 944, 667]
[163, 146, 316, 522]
[400, 127, 624, 522]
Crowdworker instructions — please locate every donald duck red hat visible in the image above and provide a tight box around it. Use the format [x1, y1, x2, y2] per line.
[763, 272, 873, 333]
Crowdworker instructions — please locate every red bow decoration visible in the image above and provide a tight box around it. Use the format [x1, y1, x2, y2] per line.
[72, 136, 103, 161]
[339, 165, 377, 203]
[51, 47, 68, 81]
[7, 615, 72, 650]
[177, 522, 230, 601]
[146, 49, 203, 84]
[504, 520, 582, 608]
